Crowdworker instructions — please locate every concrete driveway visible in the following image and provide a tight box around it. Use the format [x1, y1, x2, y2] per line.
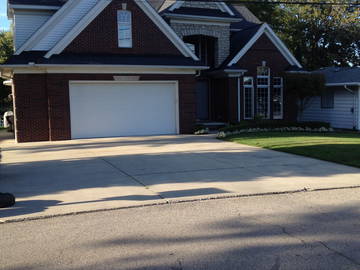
[1, 135, 359, 222]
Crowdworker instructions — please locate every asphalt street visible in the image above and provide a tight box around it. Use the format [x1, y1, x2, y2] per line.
[1, 187, 360, 270]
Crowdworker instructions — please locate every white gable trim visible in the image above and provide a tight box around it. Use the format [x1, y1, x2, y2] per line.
[168, 1, 234, 16]
[9, 4, 61, 11]
[169, 1, 184, 11]
[44, 0, 198, 60]
[45, 0, 111, 58]
[228, 24, 302, 68]
[217, 2, 234, 16]
[14, 0, 78, 55]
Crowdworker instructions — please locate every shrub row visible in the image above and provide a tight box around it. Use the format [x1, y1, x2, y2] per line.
[219, 121, 331, 133]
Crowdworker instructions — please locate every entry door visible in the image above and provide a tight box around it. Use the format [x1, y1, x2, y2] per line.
[69, 81, 179, 139]
[196, 80, 209, 121]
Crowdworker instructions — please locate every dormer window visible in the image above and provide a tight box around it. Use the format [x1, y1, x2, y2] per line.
[117, 10, 132, 48]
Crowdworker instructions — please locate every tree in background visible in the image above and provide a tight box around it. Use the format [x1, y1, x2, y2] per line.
[0, 31, 14, 115]
[284, 72, 326, 118]
[244, 0, 360, 70]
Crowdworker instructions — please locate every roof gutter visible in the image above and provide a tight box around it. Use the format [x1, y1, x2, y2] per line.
[8, 4, 61, 18]
[9, 4, 61, 11]
[326, 82, 360, 87]
[0, 64, 209, 70]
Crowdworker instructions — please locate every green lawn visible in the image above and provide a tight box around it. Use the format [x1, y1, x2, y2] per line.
[225, 132, 360, 168]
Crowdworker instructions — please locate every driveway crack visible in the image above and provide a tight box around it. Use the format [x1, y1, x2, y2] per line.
[280, 226, 360, 266]
[317, 240, 360, 266]
[98, 157, 165, 200]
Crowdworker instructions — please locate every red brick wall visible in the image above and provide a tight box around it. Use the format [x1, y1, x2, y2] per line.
[65, 0, 182, 56]
[228, 77, 239, 123]
[233, 34, 298, 121]
[13, 74, 49, 142]
[12, 73, 196, 142]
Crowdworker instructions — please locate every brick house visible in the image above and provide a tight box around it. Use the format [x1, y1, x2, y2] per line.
[1, 0, 302, 142]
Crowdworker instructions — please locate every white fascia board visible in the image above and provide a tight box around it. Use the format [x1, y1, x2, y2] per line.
[326, 82, 360, 87]
[9, 4, 61, 11]
[228, 23, 302, 68]
[14, 0, 78, 55]
[167, 1, 234, 16]
[6, 64, 209, 74]
[45, 0, 112, 58]
[169, 1, 184, 11]
[218, 2, 235, 16]
[164, 13, 241, 23]
[136, 0, 199, 61]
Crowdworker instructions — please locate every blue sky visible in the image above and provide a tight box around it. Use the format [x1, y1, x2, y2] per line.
[0, 1, 10, 31]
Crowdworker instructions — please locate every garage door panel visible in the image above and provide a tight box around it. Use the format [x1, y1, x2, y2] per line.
[69, 82, 178, 139]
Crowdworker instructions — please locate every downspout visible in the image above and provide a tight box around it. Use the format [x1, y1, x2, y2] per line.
[343, 85, 357, 130]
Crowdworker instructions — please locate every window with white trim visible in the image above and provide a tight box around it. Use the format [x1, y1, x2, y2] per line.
[243, 77, 254, 119]
[256, 66, 270, 119]
[117, 10, 132, 48]
[273, 77, 283, 119]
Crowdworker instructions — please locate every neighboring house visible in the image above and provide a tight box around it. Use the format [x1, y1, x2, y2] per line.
[0, 0, 302, 142]
[300, 67, 360, 130]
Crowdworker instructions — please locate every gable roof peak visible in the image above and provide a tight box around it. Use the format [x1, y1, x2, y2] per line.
[161, 0, 235, 16]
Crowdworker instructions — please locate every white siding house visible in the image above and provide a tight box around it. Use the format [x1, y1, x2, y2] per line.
[300, 67, 360, 131]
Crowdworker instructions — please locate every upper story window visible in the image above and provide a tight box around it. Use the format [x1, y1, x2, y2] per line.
[117, 10, 132, 48]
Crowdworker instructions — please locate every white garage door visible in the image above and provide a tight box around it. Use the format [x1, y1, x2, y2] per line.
[69, 81, 179, 139]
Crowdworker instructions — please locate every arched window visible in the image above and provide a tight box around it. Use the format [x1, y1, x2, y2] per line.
[117, 10, 132, 48]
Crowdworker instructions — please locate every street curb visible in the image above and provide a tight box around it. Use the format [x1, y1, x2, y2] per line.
[1, 185, 360, 224]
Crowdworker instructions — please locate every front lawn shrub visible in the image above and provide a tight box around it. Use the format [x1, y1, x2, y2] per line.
[218, 121, 332, 138]
[219, 121, 330, 133]
[193, 125, 209, 135]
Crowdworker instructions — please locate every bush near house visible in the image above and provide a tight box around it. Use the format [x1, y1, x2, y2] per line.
[220, 120, 330, 133]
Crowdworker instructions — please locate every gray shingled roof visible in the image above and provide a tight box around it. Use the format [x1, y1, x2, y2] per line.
[314, 67, 360, 85]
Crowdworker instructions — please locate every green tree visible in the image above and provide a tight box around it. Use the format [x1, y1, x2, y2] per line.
[242, 1, 360, 69]
[284, 72, 326, 117]
[0, 31, 14, 114]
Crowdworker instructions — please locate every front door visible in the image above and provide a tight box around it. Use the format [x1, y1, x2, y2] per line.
[196, 80, 209, 121]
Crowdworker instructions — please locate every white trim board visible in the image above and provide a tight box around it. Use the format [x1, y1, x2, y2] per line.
[5, 64, 208, 75]
[326, 83, 360, 87]
[9, 4, 61, 13]
[168, 1, 234, 16]
[228, 23, 302, 68]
